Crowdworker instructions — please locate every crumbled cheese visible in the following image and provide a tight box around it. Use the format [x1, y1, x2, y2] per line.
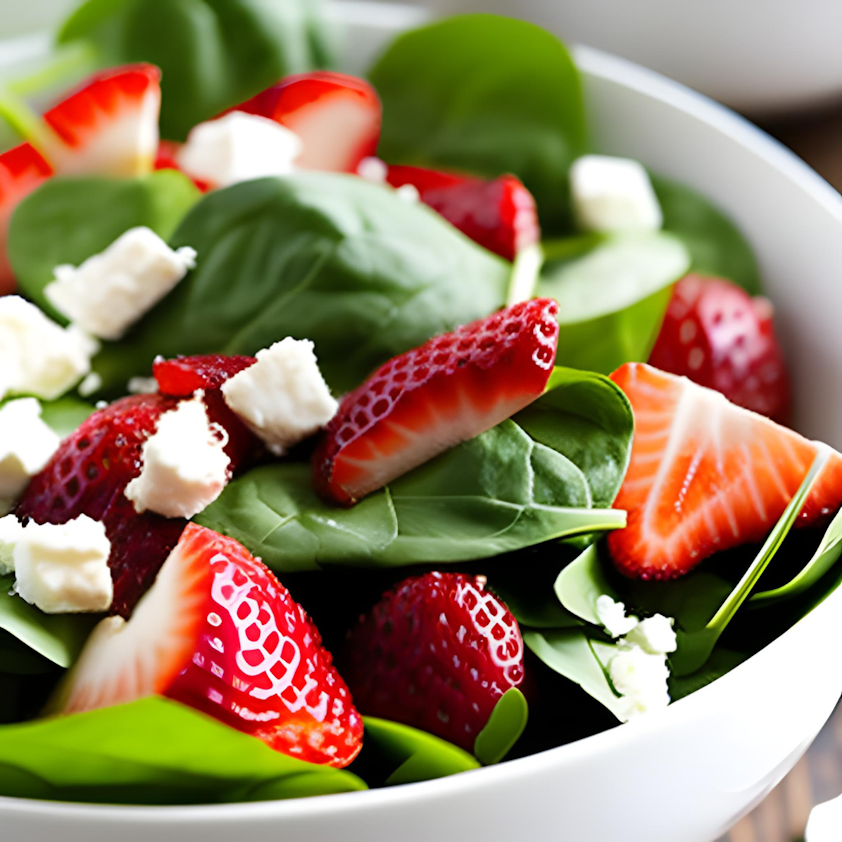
[570, 155, 663, 233]
[0, 296, 96, 400]
[127, 376, 159, 395]
[0, 399, 60, 507]
[124, 395, 230, 519]
[78, 371, 103, 397]
[608, 643, 671, 720]
[14, 515, 112, 614]
[0, 515, 24, 575]
[176, 111, 302, 188]
[626, 614, 677, 655]
[221, 337, 337, 456]
[595, 594, 639, 638]
[45, 227, 196, 341]
[357, 156, 388, 182]
[396, 183, 420, 203]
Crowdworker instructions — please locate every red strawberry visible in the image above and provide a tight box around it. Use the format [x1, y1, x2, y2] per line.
[0, 143, 53, 294]
[648, 274, 792, 424]
[607, 363, 842, 580]
[344, 571, 524, 752]
[153, 353, 256, 397]
[386, 165, 540, 261]
[41, 63, 161, 177]
[53, 523, 363, 767]
[313, 298, 559, 505]
[154, 140, 211, 192]
[233, 71, 381, 173]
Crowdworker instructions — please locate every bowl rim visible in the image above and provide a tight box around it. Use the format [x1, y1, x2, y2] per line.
[2, 18, 842, 823]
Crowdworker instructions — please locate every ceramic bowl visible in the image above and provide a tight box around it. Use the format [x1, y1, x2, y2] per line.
[2, 4, 842, 840]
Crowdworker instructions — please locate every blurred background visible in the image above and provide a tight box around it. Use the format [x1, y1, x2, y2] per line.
[1, 1, 840, 839]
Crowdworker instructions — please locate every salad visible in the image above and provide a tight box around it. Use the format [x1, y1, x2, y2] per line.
[0, 1, 839, 806]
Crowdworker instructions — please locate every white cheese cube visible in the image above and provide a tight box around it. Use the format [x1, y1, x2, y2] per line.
[221, 338, 337, 456]
[608, 644, 671, 720]
[0, 515, 24, 575]
[625, 614, 677, 655]
[45, 227, 197, 341]
[570, 155, 663, 233]
[0, 398, 60, 505]
[0, 296, 96, 400]
[177, 111, 302, 188]
[124, 395, 230, 519]
[14, 515, 112, 614]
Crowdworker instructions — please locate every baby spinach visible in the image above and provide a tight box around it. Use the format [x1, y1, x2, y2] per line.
[93, 174, 512, 395]
[653, 175, 762, 294]
[197, 421, 626, 573]
[0, 697, 365, 803]
[370, 14, 587, 233]
[537, 233, 690, 374]
[10, 171, 201, 322]
[357, 717, 479, 787]
[57, 0, 333, 140]
[39, 396, 95, 438]
[473, 688, 528, 765]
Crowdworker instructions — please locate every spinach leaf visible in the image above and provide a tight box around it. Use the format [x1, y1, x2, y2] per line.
[370, 14, 587, 233]
[0, 697, 365, 803]
[514, 367, 633, 507]
[652, 175, 761, 294]
[197, 422, 626, 573]
[0, 575, 96, 670]
[58, 0, 332, 141]
[93, 174, 512, 395]
[40, 396, 95, 438]
[473, 688, 528, 765]
[537, 233, 690, 374]
[10, 171, 201, 322]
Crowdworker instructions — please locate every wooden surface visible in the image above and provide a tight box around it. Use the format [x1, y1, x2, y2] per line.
[720, 100, 842, 842]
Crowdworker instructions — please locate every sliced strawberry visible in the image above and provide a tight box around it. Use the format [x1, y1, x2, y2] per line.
[53, 523, 363, 767]
[42, 63, 161, 177]
[0, 143, 53, 294]
[608, 363, 842, 580]
[344, 571, 524, 752]
[154, 140, 211, 192]
[313, 298, 559, 505]
[153, 353, 256, 397]
[648, 274, 792, 424]
[386, 165, 540, 261]
[234, 71, 381, 173]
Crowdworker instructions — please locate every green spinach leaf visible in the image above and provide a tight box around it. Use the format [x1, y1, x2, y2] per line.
[537, 233, 690, 374]
[356, 717, 479, 787]
[58, 0, 333, 140]
[40, 396, 95, 438]
[473, 688, 528, 765]
[370, 14, 587, 233]
[652, 175, 761, 294]
[197, 422, 626, 573]
[93, 173, 511, 395]
[10, 171, 201, 322]
[0, 697, 365, 803]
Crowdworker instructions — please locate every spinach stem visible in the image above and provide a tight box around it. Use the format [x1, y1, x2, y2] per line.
[506, 243, 543, 306]
[0, 87, 63, 163]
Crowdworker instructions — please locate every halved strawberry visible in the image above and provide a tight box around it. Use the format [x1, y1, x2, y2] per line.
[234, 71, 381, 173]
[313, 298, 559, 505]
[0, 143, 53, 294]
[344, 571, 524, 752]
[648, 274, 792, 424]
[153, 353, 256, 397]
[41, 63, 161, 177]
[53, 523, 363, 767]
[608, 363, 842, 580]
[386, 165, 540, 261]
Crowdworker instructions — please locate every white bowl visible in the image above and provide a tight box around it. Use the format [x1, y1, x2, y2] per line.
[3, 4, 842, 841]
[425, 0, 842, 115]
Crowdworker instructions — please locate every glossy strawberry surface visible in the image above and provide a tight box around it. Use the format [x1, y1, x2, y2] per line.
[153, 353, 256, 397]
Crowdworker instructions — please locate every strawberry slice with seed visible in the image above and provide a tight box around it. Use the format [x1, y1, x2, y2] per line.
[234, 71, 381, 173]
[313, 298, 559, 505]
[386, 165, 540, 261]
[608, 363, 842, 580]
[153, 353, 256, 397]
[52, 523, 363, 767]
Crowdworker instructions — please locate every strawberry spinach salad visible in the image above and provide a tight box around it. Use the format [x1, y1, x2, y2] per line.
[0, 3, 839, 806]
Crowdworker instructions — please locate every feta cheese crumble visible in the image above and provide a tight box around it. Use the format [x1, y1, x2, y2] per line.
[0, 296, 96, 400]
[221, 337, 338, 456]
[570, 155, 663, 233]
[626, 614, 678, 656]
[357, 156, 388, 183]
[0, 399, 60, 511]
[595, 594, 639, 638]
[127, 376, 159, 395]
[46, 227, 197, 341]
[0, 515, 24, 575]
[14, 515, 112, 614]
[124, 395, 230, 519]
[396, 183, 420, 203]
[177, 111, 302, 188]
